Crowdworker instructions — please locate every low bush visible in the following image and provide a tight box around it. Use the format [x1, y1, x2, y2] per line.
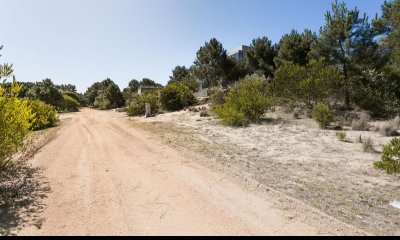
[379, 118, 400, 137]
[351, 113, 371, 131]
[312, 103, 332, 129]
[160, 83, 197, 111]
[213, 105, 246, 126]
[127, 92, 160, 117]
[61, 94, 80, 112]
[213, 75, 273, 126]
[336, 132, 346, 141]
[374, 138, 400, 174]
[28, 100, 59, 131]
[209, 87, 225, 106]
[0, 80, 35, 169]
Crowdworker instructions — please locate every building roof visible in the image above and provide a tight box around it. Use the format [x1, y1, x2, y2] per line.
[227, 45, 250, 57]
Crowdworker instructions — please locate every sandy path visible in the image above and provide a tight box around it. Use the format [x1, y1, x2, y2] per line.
[15, 108, 362, 236]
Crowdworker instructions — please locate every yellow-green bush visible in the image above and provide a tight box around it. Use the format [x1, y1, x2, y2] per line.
[374, 137, 400, 174]
[213, 105, 246, 126]
[0, 80, 35, 168]
[62, 94, 80, 112]
[209, 87, 225, 106]
[213, 75, 273, 126]
[28, 100, 59, 131]
[127, 92, 160, 117]
[312, 103, 333, 129]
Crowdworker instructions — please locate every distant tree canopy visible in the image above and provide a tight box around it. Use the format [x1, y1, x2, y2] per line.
[84, 78, 124, 109]
[374, 0, 400, 68]
[275, 29, 317, 67]
[27, 79, 64, 109]
[169, 66, 191, 84]
[193, 38, 229, 88]
[245, 37, 277, 78]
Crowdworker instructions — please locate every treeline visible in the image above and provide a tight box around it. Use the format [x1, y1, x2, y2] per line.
[1, 78, 83, 112]
[169, 0, 400, 119]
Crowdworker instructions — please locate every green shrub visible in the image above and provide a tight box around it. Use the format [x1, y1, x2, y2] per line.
[312, 103, 333, 129]
[213, 105, 246, 126]
[62, 94, 80, 112]
[213, 75, 273, 126]
[94, 93, 111, 110]
[0, 80, 35, 168]
[62, 91, 80, 102]
[374, 138, 400, 174]
[209, 87, 225, 106]
[28, 100, 59, 131]
[160, 83, 197, 111]
[127, 92, 160, 117]
[336, 132, 346, 141]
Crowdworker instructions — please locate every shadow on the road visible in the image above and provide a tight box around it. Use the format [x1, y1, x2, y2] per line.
[0, 164, 50, 236]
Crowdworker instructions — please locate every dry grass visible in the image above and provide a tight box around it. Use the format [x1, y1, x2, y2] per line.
[378, 117, 400, 137]
[362, 137, 375, 153]
[351, 113, 371, 131]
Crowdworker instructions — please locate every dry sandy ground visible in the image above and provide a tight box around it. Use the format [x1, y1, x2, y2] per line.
[128, 106, 400, 236]
[3, 108, 365, 236]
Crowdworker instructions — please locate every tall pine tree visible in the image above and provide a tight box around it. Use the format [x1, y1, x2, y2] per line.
[310, 1, 379, 107]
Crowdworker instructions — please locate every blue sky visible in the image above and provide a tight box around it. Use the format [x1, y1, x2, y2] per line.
[1, 0, 385, 93]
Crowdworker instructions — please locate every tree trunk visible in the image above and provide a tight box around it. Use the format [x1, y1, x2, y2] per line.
[343, 63, 350, 108]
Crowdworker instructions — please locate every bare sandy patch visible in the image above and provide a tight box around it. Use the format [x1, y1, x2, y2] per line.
[126, 106, 400, 236]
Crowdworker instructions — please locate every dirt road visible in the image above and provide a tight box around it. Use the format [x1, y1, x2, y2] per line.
[14, 109, 364, 236]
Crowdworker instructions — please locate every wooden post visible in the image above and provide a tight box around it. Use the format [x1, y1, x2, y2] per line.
[145, 103, 151, 118]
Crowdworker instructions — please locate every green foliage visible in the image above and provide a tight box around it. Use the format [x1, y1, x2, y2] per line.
[213, 75, 273, 126]
[0, 79, 35, 168]
[193, 38, 229, 87]
[127, 92, 160, 117]
[208, 87, 226, 106]
[353, 69, 400, 116]
[182, 75, 200, 92]
[28, 100, 59, 131]
[94, 92, 111, 110]
[336, 132, 347, 141]
[169, 66, 191, 84]
[62, 94, 80, 112]
[310, 1, 381, 107]
[140, 78, 162, 88]
[245, 37, 276, 78]
[27, 79, 64, 109]
[213, 105, 247, 126]
[273, 58, 342, 108]
[85, 79, 124, 109]
[312, 103, 333, 129]
[374, 137, 400, 174]
[275, 29, 317, 67]
[374, 0, 400, 68]
[160, 83, 197, 111]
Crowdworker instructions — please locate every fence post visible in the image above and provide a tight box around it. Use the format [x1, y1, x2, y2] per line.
[145, 103, 151, 118]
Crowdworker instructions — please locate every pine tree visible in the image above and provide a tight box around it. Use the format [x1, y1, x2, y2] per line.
[310, 1, 379, 107]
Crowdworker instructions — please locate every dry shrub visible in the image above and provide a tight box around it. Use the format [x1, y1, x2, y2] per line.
[200, 109, 210, 117]
[351, 113, 371, 131]
[363, 137, 375, 153]
[379, 118, 400, 137]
